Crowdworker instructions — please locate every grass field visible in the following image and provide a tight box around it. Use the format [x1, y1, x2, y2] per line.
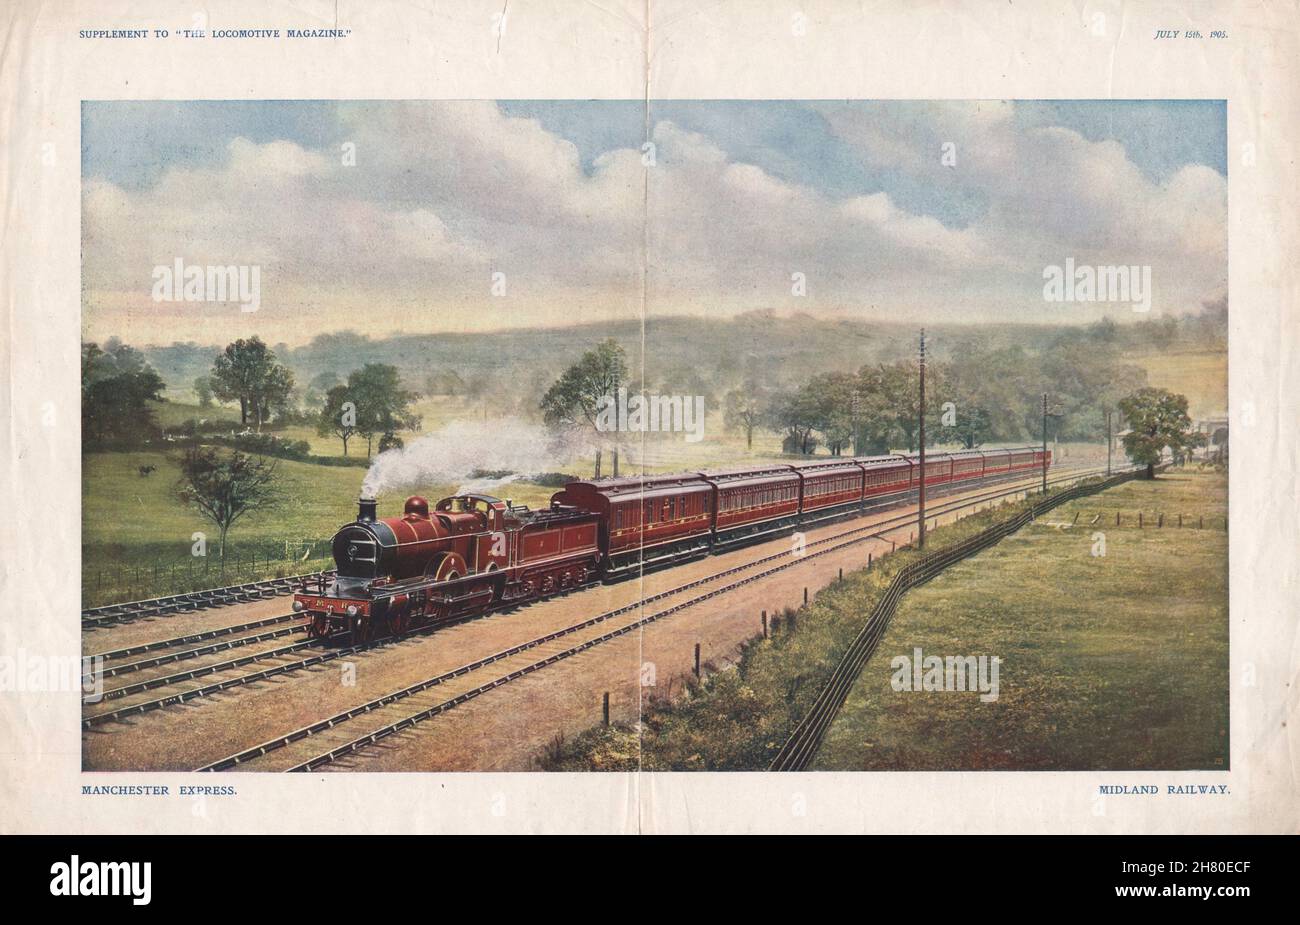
[814, 468, 1228, 770]
[1132, 349, 1227, 421]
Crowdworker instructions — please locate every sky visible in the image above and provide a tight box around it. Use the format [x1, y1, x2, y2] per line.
[82, 99, 1227, 346]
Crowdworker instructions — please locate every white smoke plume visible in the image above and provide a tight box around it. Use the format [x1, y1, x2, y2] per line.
[360, 417, 591, 498]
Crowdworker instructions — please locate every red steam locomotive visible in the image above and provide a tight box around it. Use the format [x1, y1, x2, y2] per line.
[294, 446, 1050, 641]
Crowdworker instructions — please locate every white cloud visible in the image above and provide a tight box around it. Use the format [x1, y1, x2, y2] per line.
[82, 100, 1226, 344]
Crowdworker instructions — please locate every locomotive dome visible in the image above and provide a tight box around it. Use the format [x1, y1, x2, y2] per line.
[404, 495, 430, 517]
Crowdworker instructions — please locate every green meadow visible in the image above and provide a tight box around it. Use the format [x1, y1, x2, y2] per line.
[815, 469, 1228, 770]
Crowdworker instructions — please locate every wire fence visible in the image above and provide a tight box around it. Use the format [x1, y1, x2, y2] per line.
[83, 537, 334, 608]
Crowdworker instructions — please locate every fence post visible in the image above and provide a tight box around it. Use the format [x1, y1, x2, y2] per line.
[762, 610, 768, 638]
[602, 692, 610, 726]
[693, 643, 701, 678]
[1139, 512, 1143, 528]
[803, 587, 809, 605]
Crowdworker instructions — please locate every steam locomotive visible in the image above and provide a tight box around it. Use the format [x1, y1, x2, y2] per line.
[294, 446, 1050, 641]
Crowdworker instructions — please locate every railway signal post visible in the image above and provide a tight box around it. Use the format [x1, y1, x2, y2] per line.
[1106, 410, 1113, 476]
[1042, 393, 1049, 494]
[918, 329, 927, 550]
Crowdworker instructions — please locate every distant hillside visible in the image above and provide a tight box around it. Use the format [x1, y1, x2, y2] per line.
[133, 309, 1225, 403]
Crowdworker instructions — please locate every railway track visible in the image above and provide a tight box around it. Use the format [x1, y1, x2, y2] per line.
[86, 464, 1107, 734]
[92, 618, 309, 679]
[81, 571, 335, 628]
[198, 464, 1116, 771]
[88, 612, 304, 663]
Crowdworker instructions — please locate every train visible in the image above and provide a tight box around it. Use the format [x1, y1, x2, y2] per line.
[294, 446, 1051, 642]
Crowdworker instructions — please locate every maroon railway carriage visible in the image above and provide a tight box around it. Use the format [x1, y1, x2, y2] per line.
[294, 493, 600, 641]
[698, 465, 801, 547]
[950, 450, 986, 482]
[792, 458, 866, 524]
[551, 473, 713, 578]
[857, 454, 914, 501]
[1009, 447, 1038, 471]
[980, 448, 1013, 476]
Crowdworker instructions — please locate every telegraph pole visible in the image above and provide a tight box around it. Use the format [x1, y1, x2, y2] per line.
[918, 329, 926, 549]
[1105, 410, 1112, 476]
[1041, 392, 1049, 494]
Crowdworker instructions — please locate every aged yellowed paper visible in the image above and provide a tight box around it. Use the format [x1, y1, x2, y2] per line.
[0, 0, 1296, 834]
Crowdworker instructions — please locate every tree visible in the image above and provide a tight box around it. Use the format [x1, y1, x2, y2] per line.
[348, 363, 422, 457]
[867, 359, 946, 452]
[540, 339, 629, 476]
[82, 340, 166, 448]
[317, 384, 359, 456]
[723, 380, 768, 450]
[175, 446, 279, 567]
[939, 406, 994, 449]
[767, 387, 821, 455]
[1118, 387, 1202, 479]
[804, 372, 859, 455]
[193, 376, 214, 408]
[209, 337, 296, 430]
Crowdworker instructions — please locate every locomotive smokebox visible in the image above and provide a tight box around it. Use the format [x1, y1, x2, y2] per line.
[358, 497, 378, 522]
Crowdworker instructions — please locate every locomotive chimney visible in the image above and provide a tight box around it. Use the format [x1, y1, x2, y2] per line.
[358, 497, 378, 522]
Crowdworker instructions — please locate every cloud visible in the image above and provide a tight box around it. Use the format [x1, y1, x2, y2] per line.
[81, 100, 1227, 344]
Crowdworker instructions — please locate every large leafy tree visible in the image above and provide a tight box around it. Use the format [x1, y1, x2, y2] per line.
[540, 339, 629, 475]
[766, 386, 822, 455]
[209, 337, 296, 430]
[804, 372, 860, 456]
[175, 446, 280, 566]
[81, 340, 166, 448]
[317, 383, 359, 456]
[864, 359, 947, 452]
[347, 363, 421, 457]
[1118, 387, 1202, 478]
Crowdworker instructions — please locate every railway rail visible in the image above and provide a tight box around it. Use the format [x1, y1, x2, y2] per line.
[197, 463, 1120, 771]
[82, 571, 335, 628]
[93, 620, 309, 679]
[88, 612, 303, 662]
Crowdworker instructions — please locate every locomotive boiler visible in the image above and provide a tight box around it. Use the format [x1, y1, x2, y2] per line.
[295, 493, 601, 641]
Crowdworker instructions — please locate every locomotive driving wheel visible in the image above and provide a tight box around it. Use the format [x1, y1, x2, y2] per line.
[389, 609, 410, 636]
